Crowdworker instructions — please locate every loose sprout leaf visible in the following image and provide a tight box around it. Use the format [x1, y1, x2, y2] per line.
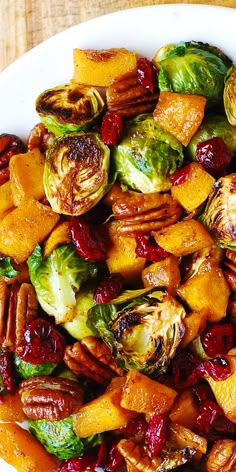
[0, 256, 19, 278]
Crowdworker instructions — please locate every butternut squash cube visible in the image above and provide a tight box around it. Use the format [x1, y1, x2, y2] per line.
[106, 221, 146, 285]
[120, 369, 177, 414]
[205, 351, 236, 424]
[73, 385, 136, 437]
[178, 261, 230, 322]
[141, 254, 181, 296]
[0, 199, 60, 263]
[72, 48, 137, 87]
[181, 309, 208, 348]
[152, 219, 214, 257]
[43, 221, 71, 258]
[0, 422, 59, 472]
[0, 389, 26, 422]
[0, 181, 14, 221]
[171, 162, 215, 212]
[9, 148, 45, 206]
[153, 91, 206, 146]
[169, 389, 199, 430]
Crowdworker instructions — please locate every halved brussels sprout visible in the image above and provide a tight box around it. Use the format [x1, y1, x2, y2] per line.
[112, 114, 184, 193]
[153, 41, 231, 108]
[200, 173, 236, 250]
[36, 84, 104, 134]
[187, 114, 236, 160]
[224, 65, 236, 126]
[87, 290, 186, 377]
[44, 132, 110, 215]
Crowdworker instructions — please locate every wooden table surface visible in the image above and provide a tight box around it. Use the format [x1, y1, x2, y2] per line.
[0, 0, 235, 72]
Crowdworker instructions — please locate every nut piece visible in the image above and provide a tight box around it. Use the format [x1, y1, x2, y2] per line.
[19, 376, 84, 421]
[106, 70, 159, 117]
[206, 439, 236, 472]
[117, 438, 162, 471]
[64, 336, 124, 384]
[112, 192, 182, 234]
[0, 281, 38, 349]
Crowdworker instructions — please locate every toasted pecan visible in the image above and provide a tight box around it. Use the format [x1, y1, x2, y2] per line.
[106, 69, 159, 117]
[19, 376, 83, 421]
[224, 250, 236, 293]
[0, 281, 38, 349]
[64, 336, 124, 384]
[206, 439, 236, 472]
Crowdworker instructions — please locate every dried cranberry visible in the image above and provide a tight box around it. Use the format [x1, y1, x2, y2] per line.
[200, 322, 235, 357]
[135, 232, 169, 262]
[201, 356, 231, 381]
[171, 351, 200, 388]
[105, 444, 123, 472]
[59, 455, 96, 471]
[93, 273, 124, 304]
[193, 381, 215, 405]
[170, 165, 191, 186]
[0, 133, 26, 169]
[145, 413, 168, 457]
[195, 137, 231, 177]
[0, 350, 16, 393]
[70, 216, 107, 262]
[136, 57, 157, 93]
[196, 400, 236, 441]
[119, 415, 148, 435]
[16, 318, 66, 364]
[101, 113, 123, 146]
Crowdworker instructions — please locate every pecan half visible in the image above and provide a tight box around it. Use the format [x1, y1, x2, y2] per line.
[27, 123, 54, 153]
[64, 336, 124, 384]
[206, 439, 236, 472]
[117, 438, 162, 471]
[106, 70, 159, 117]
[111, 192, 182, 234]
[224, 249, 236, 292]
[19, 376, 83, 421]
[0, 281, 38, 349]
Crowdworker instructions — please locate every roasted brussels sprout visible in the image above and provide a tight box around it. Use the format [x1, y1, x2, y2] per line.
[200, 173, 236, 250]
[187, 114, 236, 160]
[87, 289, 186, 377]
[27, 243, 98, 324]
[14, 354, 57, 379]
[224, 65, 236, 126]
[112, 114, 184, 193]
[153, 41, 231, 107]
[63, 285, 96, 340]
[29, 416, 103, 460]
[36, 84, 104, 135]
[44, 132, 110, 215]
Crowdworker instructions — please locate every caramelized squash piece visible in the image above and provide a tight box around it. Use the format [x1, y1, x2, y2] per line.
[153, 91, 206, 146]
[0, 199, 60, 263]
[152, 219, 214, 257]
[181, 309, 208, 348]
[0, 181, 15, 221]
[178, 261, 230, 322]
[73, 385, 136, 437]
[0, 389, 26, 422]
[43, 221, 71, 257]
[169, 388, 199, 430]
[72, 48, 137, 87]
[106, 221, 146, 285]
[0, 422, 59, 471]
[141, 254, 181, 296]
[120, 369, 177, 414]
[9, 148, 45, 206]
[171, 162, 215, 212]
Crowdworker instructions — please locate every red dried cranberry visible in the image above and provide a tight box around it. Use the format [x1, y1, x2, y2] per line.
[145, 413, 168, 457]
[70, 216, 107, 262]
[119, 415, 148, 435]
[195, 137, 231, 177]
[16, 318, 66, 364]
[170, 165, 191, 186]
[201, 356, 231, 381]
[193, 381, 215, 405]
[136, 57, 157, 93]
[93, 273, 124, 304]
[171, 351, 200, 388]
[135, 232, 169, 262]
[200, 322, 235, 357]
[0, 133, 26, 169]
[59, 455, 96, 471]
[196, 400, 236, 441]
[0, 350, 16, 393]
[105, 444, 123, 472]
[101, 113, 123, 146]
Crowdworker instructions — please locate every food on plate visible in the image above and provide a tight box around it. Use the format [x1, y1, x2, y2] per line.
[0, 41, 235, 472]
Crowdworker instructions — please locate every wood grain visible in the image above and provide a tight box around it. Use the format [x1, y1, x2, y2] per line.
[0, 0, 235, 72]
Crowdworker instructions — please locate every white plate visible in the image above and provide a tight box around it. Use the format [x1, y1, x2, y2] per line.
[0, 3, 235, 471]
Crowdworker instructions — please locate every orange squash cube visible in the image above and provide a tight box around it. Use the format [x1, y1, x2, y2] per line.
[142, 255, 181, 296]
[153, 91, 206, 146]
[0, 389, 26, 422]
[169, 389, 199, 430]
[181, 309, 208, 348]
